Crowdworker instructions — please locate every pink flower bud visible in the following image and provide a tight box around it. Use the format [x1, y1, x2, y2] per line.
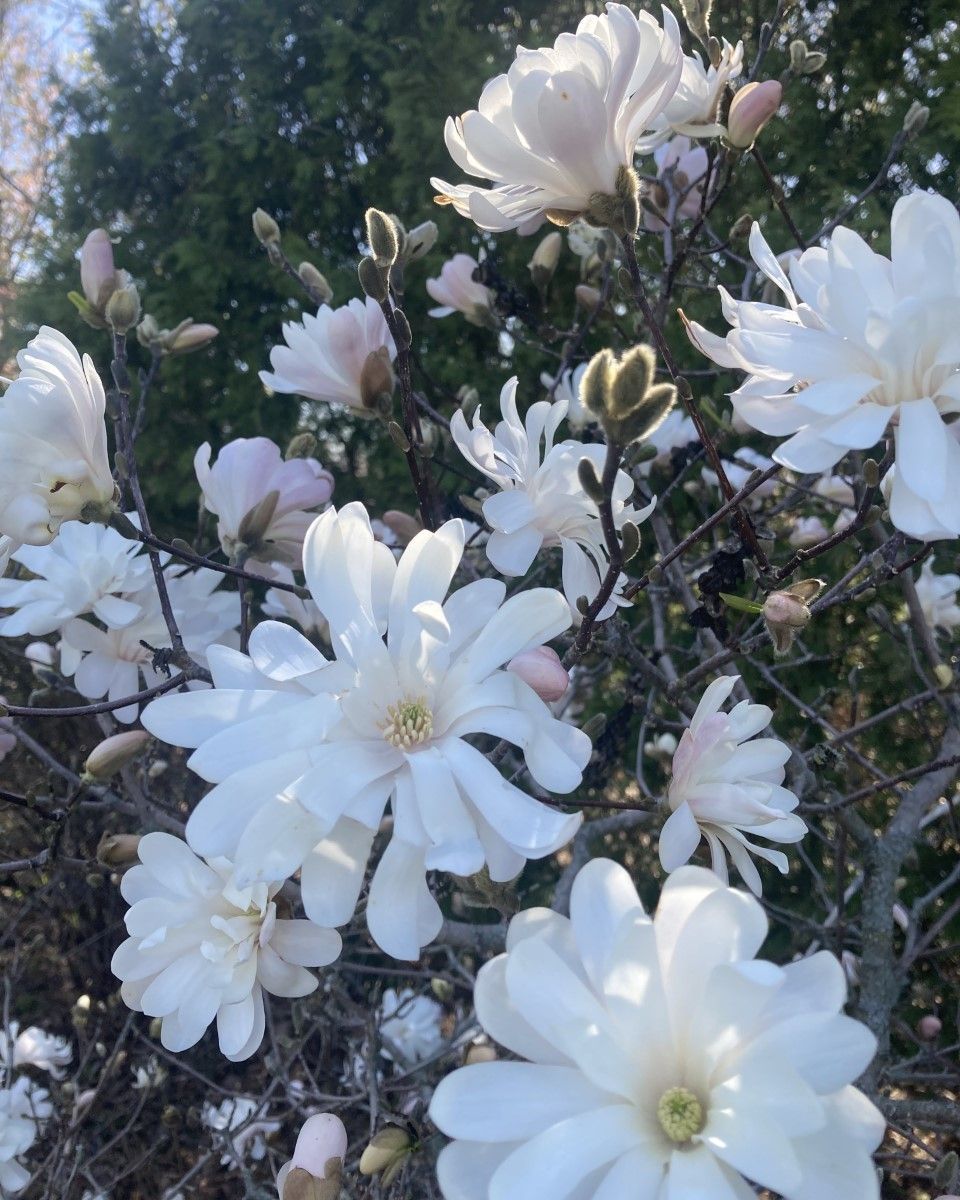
[80, 229, 117, 309]
[276, 1113, 347, 1198]
[168, 322, 219, 356]
[726, 80, 783, 149]
[507, 646, 569, 702]
[917, 1014, 942, 1040]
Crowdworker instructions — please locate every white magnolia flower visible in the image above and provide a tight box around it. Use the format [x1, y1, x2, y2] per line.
[685, 194, 960, 540]
[451, 378, 655, 620]
[429, 859, 884, 1200]
[194, 437, 334, 569]
[262, 564, 328, 638]
[379, 987, 445, 1064]
[788, 516, 831, 548]
[111, 832, 341, 1061]
[427, 255, 495, 325]
[0, 1076, 51, 1196]
[0, 1024, 72, 1080]
[130, 1056, 166, 1091]
[431, 4, 682, 233]
[202, 1096, 281, 1167]
[142, 504, 590, 960]
[60, 567, 239, 723]
[0, 327, 115, 572]
[540, 365, 592, 431]
[260, 298, 396, 411]
[660, 674, 807, 894]
[635, 407, 697, 475]
[914, 559, 960, 632]
[643, 136, 709, 231]
[0, 521, 150, 638]
[637, 38, 744, 149]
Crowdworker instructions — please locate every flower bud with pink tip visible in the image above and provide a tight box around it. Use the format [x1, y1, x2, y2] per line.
[507, 645, 569, 702]
[726, 80, 783, 149]
[81, 229, 117, 309]
[917, 1015, 942, 1040]
[276, 1113, 348, 1199]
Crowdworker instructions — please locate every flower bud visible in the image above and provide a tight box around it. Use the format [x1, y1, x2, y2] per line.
[106, 283, 141, 333]
[762, 579, 824, 655]
[728, 213, 753, 242]
[136, 313, 162, 349]
[903, 99, 930, 136]
[507, 646, 569, 703]
[403, 220, 438, 261]
[252, 208, 281, 246]
[358, 255, 389, 302]
[80, 229, 117, 309]
[359, 1126, 412, 1186]
[359, 346, 396, 411]
[528, 231, 562, 288]
[298, 261, 333, 304]
[365, 208, 399, 268]
[934, 1151, 959, 1192]
[574, 283, 603, 312]
[789, 39, 808, 71]
[644, 732, 678, 761]
[166, 321, 219, 356]
[236, 490, 281, 556]
[286, 432, 319, 460]
[726, 80, 783, 150]
[277, 1113, 347, 1200]
[678, 0, 711, 43]
[464, 1042, 497, 1065]
[799, 50, 827, 74]
[917, 1014, 942, 1040]
[83, 730, 150, 781]
[96, 833, 142, 868]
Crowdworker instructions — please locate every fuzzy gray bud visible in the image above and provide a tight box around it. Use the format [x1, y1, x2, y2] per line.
[298, 262, 333, 304]
[358, 255, 389, 302]
[252, 208, 281, 246]
[365, 208, 399, 268]
[105, 283, 141, 333]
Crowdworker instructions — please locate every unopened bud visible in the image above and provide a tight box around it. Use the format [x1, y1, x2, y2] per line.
[136, 314, 162, 349]
[96, 833, 143, 868]
[528, 231, 563, 288]
[800, 50, 827, 74]
[80, 229, 118, 309]
[286, 432, 319, 460]
[934, 662, 954, 689]
[365, 208, 399, 268]
[403, 220, 438, 261]
[726, 80, 783, 150]
[678, 0, 712, 43]
[577, 456, 605, 503]
[507, 646, 569, 702]
[105, 283, 141, 333]
[359, 346, 395, 410]
[789, 39, 808, 70]
[298, 261, 333, 304]
[728, 214, 754, 242]
[167, 321, 218, 356]
[359, 1126, 412, 1184]
[862, 457, 880, 487]
[464, 1043, 497, 1065]
[917, 1014, 942, 1040]
[83, 730, 150, 781]
[358, 255, 389, 302]
[903, 99, 930, 136]
[762, 579, 824, 655]
[277, 1113, 348, 1200]
[581, 712, 606, 740]
[575, 283, 603, 312]
[252, 208, 281, 246]
[933, 1151, 959, 1191]
[621, 520, 641, 563]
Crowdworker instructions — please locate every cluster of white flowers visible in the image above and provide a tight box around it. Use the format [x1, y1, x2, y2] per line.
[914, 559, 960, 633]
[451, 378, 655, 619]
[0, 1076, 52, 1195]
[379, 987, 445, 1065]
[1, 1025, 72, 1081]
[685, 196, 960, 541]
[202, 1096, 281, 1167]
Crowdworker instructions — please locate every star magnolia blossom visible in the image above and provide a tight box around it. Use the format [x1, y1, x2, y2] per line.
[635, 407, 697, 476]
[685, 194, 960, 540]
[427, 255, 495, 325]
[379, 987, 445, 1064]
[0, 1024, 72, 1080]
[430, 859, 884, 1200]
[202, 1096, 281, 1167]
[142, 504, 590, 960]
[451, 379, 655, 620]
[661, 675, 807, 894]
[636, 38, 744, 149]
[0, 521, 150, 638]
[431, 3, 682, 233]
[0, 1076, 51, 1196]
[111, 832, 342, 1061]
[540, 365, 592, 430]
[60, 567, 239, 723]
[914, 560, 960, 632]
[194, 437, 334, 569]
[260, 297, 396, 411]
[0, 327, 114, 572]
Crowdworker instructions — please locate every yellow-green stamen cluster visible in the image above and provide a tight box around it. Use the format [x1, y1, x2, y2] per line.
[381, 696, 434, 750]
[657, 1086, 705, 1143]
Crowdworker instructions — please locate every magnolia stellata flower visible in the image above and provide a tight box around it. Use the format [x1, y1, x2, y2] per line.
[429, 859, 884, 1200]
[60, 567, 239, 723]
[685, 194, 960, 540]
[643, 136, 709, 231]
[0, 1076, 51, 1195]
[451, 378, 655, 620]
[379, 987, 445, 1064]
[260, 297, 396, 412]
[111, 832, 342, 1060]
[202, 1096, 281, 1167]
[540, 364, 592, 430]
[0, 1024, 72, 1080]
[636, 38, 745, 149]
[0, 327, 115, 572]
[194, 437, 334, 569]
[635, 407, 697, 475]
[0, 521, 150, 638]
[914, 560, 960, 633]
[427, 255, 495, 325]
[142, 504, 589, 960]
[661, 674, 807, 893]
[277, 1113, 348, 1199]
[431, 4, 683, 233]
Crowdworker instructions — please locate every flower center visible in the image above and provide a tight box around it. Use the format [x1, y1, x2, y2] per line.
[382, 695, 434, 750]
[657, 1086, 705, 1143]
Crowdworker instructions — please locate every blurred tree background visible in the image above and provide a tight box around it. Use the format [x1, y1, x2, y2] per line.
[5, 0, 960, 531]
